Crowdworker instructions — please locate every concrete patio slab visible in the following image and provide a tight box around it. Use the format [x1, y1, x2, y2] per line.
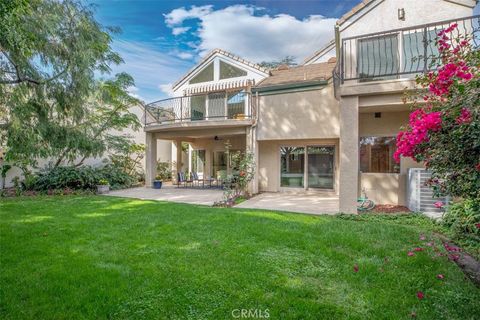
[236, 192, 339, 215]
[105, 185, 224, 206]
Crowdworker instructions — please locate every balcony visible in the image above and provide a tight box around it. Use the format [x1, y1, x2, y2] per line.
[335, 15, 480, 84]
[144, 91, 253, 128]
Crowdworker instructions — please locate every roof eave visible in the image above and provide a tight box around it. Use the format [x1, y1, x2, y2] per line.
[253, 79, 329, 93]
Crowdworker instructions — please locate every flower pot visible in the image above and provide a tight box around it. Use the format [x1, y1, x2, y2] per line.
[153, 180, 163, 189]
[96, 184, 110, 194]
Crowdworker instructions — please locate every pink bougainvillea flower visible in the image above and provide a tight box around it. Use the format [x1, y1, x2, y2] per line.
[434, 201, 444, 208]
[475, 223, 480, 229]
[455, 108, 472, 125]
[353, 264, 359, 273]
[414, 247, 424, 252]
[394, 110, 442, 163]
[448, 254, 460, 261]
[419, 234, 426, 241]
[476, 163, 480, 172]
[426, 241, 434, 247]
[436, 274, 445, 280]
[417, 291, 425, 300]
[408, 251, 415, 257]
[444, 243, 461, 252]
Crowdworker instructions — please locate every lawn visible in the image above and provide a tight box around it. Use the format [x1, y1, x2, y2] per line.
[0, 196, 479, 319]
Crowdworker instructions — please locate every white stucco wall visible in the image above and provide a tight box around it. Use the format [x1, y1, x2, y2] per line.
[339, 0, 475, 38]
[257, 85, 340, 141]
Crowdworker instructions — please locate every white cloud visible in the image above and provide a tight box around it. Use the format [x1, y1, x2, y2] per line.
[110, 40, 192, 102]
[176, 52, 194, 60]
[158, 83, 175, 97]
[164, 5, 213, 27]
[164, 5, 336, 63]
[172, 26, 191, 36]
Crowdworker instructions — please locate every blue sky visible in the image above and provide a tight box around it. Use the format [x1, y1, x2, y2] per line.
[89, 1, 479, 102]
[89, 0, 361, 102]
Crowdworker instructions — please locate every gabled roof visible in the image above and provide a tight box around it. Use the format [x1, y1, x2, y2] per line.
[255, 58, 336, 88]
[172, 48, 270, 91]
[336, 0, 377, 26]
[302, 39, 336, 65]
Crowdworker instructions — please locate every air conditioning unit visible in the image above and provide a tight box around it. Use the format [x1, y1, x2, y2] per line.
[407, 168, 447, 216]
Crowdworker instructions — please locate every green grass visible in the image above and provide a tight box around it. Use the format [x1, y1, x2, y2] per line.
[1, 196, 479, 320]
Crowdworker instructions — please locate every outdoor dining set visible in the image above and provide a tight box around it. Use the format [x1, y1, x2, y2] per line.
[176, 171, 234, 189]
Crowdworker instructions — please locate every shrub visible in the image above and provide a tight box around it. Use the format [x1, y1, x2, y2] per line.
[156, 161, 172, 181]
[443, 199, 480, 243]
[97, 164, 136, 189]
[98, 179, 109, 185]
[395, 24, 480, 200]
[33, 166, 100, 190]
[30, 164, 137, 191]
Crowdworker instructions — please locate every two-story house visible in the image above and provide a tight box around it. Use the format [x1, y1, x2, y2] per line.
[144, 0, 478, 213]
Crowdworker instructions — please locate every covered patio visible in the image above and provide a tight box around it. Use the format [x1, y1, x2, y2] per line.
[145, 122, 256, 190]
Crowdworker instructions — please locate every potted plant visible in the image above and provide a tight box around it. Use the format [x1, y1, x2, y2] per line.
[97, 179, 110, 194]
[153, 175, 163, 189]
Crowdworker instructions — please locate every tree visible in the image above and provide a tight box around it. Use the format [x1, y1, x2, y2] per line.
[0, 0, 141, 171]
[4, 72, 142, 169]
[395, 23, 480, 200]
[258, 56, 297, 70]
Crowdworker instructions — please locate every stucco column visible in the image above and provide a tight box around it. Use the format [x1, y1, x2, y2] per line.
[188, 144, 192, 173]
[339, 96, 359, 213]
[246, 126, 259, 194]
[145, 132, 157, 188]
[205, 148, 212, 178]
[175, 140, 182, 178]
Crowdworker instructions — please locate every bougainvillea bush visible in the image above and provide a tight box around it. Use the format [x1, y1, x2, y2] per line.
[394, 24, 480, 241]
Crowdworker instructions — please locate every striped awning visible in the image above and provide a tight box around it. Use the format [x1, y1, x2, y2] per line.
[184, 79, 255, 95]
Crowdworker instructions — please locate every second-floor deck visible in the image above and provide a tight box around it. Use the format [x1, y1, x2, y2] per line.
[335, 15, 480, 84]
[144, 91, 253, 128]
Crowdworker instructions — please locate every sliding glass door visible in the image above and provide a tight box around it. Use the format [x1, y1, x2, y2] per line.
[307, 146, 334, 189]
[280, 147, 305, 187]
[280, 145, 335, 190]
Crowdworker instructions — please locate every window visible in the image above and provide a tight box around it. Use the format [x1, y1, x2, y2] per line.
[402, 30, 439, 74]
[358, 34, 398, 80]
[192, 150, 205, 174]
[280, 147, 305, 187]
[189, 62, 214, 84]
[220, 60, 247, 79]
[360, 137, 399, 173]
[227, 90, 245, 118]
[190, 95, 206, 120]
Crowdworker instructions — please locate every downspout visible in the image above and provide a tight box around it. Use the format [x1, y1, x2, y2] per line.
[333, 24, 341, 100]
[335, 24, 340, 61]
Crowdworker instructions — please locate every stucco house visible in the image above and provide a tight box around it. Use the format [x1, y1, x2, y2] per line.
[144, 0, 478, 213]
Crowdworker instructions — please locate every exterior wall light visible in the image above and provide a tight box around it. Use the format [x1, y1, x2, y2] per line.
[398, 8, 405, 21]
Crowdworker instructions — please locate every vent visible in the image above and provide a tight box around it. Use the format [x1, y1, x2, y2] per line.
[407, 168, 447, 217]
[374, 112, 382, 118]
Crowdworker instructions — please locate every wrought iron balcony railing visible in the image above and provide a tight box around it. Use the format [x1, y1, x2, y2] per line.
[144, 91, 252, 126]
[335, 15, 480, 83]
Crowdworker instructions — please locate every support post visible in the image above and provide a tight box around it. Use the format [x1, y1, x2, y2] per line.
[339, 96, 359, 213]
[188, 144, 192, 173]
[246, 126, 259, 194]
[175, 140, 183, 177]
[145, 132, 157, 188]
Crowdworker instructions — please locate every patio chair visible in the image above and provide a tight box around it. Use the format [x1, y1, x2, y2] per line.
[176, 172, 193, 188]
[191, 171, 204, 188]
